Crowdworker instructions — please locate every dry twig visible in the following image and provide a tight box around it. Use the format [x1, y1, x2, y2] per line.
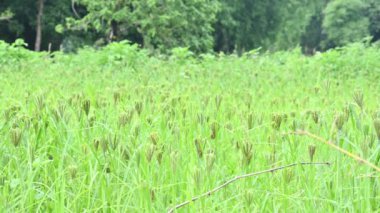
[71, 0, 80, 18]
[168, 162, 330, 213]
[286, 130, 380, 173]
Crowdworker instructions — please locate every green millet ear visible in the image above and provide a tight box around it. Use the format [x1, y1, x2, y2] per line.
[10, 127, 22, 147]
[82, 99, 91, 116]
[353, 90, 364, 109]
[374, 118, 380, 140]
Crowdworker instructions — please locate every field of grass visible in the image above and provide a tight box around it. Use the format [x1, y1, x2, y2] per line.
[1, 42, 380, 212]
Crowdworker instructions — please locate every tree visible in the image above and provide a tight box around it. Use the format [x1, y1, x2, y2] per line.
[214, 0, 326, 53]
[300, 0, 329, 54]
[0, 0, 75, 51]
[322, 0, 370, 48]
[274, 0, 327, 51]
[67, 0, 219, 53]
[1, 0, 379, 54]
[214, 0, 283, 53]
[367, 0, 380, 41]
[35, 0, 44, 51]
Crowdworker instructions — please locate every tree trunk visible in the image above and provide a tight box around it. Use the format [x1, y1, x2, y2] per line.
[35, 0, 44, 51]
[108, 20, 118, 43]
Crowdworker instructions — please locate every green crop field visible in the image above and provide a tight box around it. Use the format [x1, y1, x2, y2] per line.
[1, 41, 380, 212]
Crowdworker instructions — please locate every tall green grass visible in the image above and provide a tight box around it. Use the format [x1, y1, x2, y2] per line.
[0, 41, 379, 212]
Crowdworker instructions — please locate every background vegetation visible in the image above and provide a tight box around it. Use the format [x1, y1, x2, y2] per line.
[1, 0, 380, 54]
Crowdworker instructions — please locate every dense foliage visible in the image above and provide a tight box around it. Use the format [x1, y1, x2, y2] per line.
[322, 0, 370, 48]
[1, 0, 380, 53]
[0, 41, 380, 212]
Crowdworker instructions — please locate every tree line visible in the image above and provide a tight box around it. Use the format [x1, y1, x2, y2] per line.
[0, 0, 379, 54]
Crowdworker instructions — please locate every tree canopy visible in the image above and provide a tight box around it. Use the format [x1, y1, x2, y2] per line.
[0, 0, 379, 54]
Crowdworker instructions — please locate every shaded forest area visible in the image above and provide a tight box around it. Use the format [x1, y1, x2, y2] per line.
[1, 0, 379, 54]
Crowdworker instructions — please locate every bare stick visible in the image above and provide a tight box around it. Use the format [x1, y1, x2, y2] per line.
[168, 162, 330, 213]
[286, 130, 380, 173]
[71, 0, 80, 18]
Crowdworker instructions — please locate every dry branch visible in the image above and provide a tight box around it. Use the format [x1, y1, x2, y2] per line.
[71, 0, 80, 18]
[168, 162, 330, 213]
[287, 130, 380, 173]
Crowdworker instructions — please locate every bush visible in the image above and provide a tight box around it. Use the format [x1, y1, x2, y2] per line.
[0, 39, 42, 65]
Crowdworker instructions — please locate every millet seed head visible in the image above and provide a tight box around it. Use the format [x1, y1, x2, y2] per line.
[146, 144, 156, 163]
[311, 111, 320, 124]
[353, 90, 364, 109]
[210, 122, 218, 139]
[113, 91, 121, 104]
[93, 138, 100, 151]
[206, 149, 216, 171]
[334, 112, 346, 130]
[373, 118, 380, 140]
[10, 128, 22, 147]
[135, 101, 143, 115]
[272, 114, 282, 130]
[248, 113, 254, 130]
[150, 132, 159, 145]
[308, 145, 316, 162]
[82, 99, 91, 116]
[194, 138, 204, 158]
[242, 141, 253, 165]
